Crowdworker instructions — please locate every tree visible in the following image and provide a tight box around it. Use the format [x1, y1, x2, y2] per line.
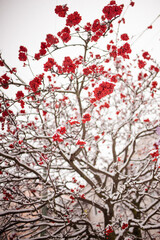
[0, 1, 160, 239]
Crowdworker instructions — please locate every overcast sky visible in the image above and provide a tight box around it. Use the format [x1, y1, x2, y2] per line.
[0, 0, 160, 67]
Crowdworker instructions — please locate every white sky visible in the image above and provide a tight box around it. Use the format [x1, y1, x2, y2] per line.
[0, 0, 160, 67]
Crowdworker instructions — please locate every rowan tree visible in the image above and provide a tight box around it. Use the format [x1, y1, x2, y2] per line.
[0, 1, 160, 240]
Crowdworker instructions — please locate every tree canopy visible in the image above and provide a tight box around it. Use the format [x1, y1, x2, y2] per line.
[0, 1, 160, 239]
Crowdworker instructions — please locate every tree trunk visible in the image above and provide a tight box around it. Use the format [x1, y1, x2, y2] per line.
[132, 208, 142, 239]
[41, 167, 48, 236]
[103, 205, 117, 240]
